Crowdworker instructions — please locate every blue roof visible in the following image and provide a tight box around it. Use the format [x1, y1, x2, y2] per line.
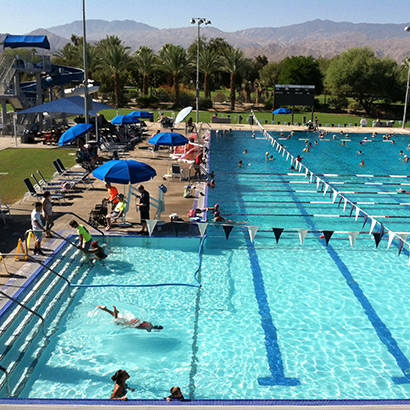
[4, 35, 50, 50]
[18, 96, 114, 116]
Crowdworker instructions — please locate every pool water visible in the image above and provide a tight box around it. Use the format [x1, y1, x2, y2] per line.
[2, 129, 410, 400]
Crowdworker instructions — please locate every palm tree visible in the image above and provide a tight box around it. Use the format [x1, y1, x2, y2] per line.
[98, 36, 131, 108]
[199, 47, 221, 98]
[134, 47, 157, 96]
[221, 47, 246, 110]
[159, 44, 188, 104]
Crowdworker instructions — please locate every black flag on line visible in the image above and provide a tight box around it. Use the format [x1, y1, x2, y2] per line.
[272, 227, 284, 244]
[373, 232, 382, 248]
[223, 225, 233, 240]
[322, 230, 334, 246]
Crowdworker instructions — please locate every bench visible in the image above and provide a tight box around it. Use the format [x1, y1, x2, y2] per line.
[211, 117, 231, 124]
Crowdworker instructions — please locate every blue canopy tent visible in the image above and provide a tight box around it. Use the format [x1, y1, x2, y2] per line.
[58, 123, 93, 146]
[3, 35, 50, 49]
[18, 96, 113, 116]
[127, 111, 153, 121]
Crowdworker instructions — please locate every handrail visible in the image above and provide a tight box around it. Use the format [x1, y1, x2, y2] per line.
[25, 229, 80, 254]
[0, 290, 46, 337]
[0, 365, 10, 396]
[63, 212, 105, 236]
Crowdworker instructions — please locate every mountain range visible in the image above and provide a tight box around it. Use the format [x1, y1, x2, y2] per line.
[9, 19, 410, 62]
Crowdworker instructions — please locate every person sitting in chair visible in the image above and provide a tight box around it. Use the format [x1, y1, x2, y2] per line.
[106, 194, 126, 231]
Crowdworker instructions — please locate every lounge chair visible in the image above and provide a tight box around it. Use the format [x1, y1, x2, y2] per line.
[24, 178, 65, 201]
[56, 159, 89, 177]
[31, 173, 66, 193]
[53, 161, 92, 189]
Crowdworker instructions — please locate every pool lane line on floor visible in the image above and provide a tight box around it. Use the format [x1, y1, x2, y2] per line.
[278, 173, 410, 385]
[234, 187, 300, 386]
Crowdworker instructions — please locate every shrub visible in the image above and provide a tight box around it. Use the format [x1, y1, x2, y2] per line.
[264, 97, 273, 110]
[328, 95, 348, 111]
[213, 92, 226, 103]
[136, 95, 160, 108]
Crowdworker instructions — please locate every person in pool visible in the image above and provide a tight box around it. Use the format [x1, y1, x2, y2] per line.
[111, 369, 134, 400]
[88, 241, 107, 260]
[165, 386, 185, 402]
[97, 305, 163, 332]
[238, 160, 243, 167]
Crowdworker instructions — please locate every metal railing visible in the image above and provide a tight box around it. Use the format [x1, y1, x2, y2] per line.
[0, 289, 46, 337]
[0, 365, 10, 396]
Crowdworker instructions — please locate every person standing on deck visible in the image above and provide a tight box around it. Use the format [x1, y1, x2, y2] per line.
[135, 185, 150, 235]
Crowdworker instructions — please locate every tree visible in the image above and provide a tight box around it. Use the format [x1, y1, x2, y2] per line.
[199, 47, 222, 98]
[254, 55, 268, 72]
[158, 44, 188, 104]
[221, 46, 246, 110]
[278, 56, 324, 94]
[259, 62, 280, 89]
[134, 47, 157, 96]
[325, 47, 402, 114]
[97, 35, 131, 108]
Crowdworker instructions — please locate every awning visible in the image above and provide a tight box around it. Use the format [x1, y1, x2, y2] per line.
[18, 96, 114, 116]
[4, 35, 50, 50]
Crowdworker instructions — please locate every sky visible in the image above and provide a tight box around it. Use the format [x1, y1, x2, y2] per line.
[1, 0, 410, 33]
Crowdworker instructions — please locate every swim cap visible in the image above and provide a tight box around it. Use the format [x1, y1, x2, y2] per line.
[91, 241, 98, 247]
[265, 152, 269, 156]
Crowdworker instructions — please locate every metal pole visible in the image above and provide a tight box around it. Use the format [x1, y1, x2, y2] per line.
[82, 0, 90, 136]
[402, 64, 410, 129]
[196, 21, 200, 125]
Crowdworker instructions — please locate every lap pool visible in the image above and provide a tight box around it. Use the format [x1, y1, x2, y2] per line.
[1, 128, 410, 402]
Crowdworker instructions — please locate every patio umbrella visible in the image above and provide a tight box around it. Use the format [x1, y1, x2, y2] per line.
[127, 110, 153, 120]
[111, 115, 139, 125]
[148, 132, 189, 146]
[174, 106, 193, 125]
[92, 160, 156, 184]
[272, 108, 292, 114]
[58, 123, 93, 146]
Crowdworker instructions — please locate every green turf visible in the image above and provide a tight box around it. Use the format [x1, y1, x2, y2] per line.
[0, 148, 76, 204]
[99, 107, 398, 128]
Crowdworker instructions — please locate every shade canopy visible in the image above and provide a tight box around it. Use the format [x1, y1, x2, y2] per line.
[148, 132, 189, 146]
[92, 160, 156, 184]
[18, 96, 114, 116]
[4, 35, 50, 49]
[58, 123, 93, 146]
[127, 110, 153, 120]
[174, 106, 193, 125]
[273, 108, 292, 114]
[111, 115, 139, 125]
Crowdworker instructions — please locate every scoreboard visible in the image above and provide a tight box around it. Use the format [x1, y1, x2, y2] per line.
[274, 85, 315, 107]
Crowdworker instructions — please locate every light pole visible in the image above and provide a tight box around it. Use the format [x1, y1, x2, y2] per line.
[82, 0, 89, 127]
[190, 17, 211, 125]
[402, 25, 410, 129]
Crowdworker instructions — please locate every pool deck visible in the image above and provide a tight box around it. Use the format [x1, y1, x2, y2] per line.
[1, 122, 410, 406]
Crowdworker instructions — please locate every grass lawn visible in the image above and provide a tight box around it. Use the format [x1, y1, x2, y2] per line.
[99, 107, 396, 128]
[0, 148, 76, 204]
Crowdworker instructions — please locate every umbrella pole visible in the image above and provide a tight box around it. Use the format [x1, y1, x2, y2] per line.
[95, 116, 99, 145]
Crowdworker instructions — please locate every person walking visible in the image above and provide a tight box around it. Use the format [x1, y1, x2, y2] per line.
[42, 191, 53, 238]
[31, 202, 45, 255]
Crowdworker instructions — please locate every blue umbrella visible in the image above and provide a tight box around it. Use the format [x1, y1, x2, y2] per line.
[272, 108, 292, 114]
[127, 110, 153, 120]
[58, 123, 93, 146]
[148, 132, 189, 146]
[92, 160, 156, 184]
[111, 115, 138, 125]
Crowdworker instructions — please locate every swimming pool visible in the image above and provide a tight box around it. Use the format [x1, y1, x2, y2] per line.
[1, 128, 410, 402]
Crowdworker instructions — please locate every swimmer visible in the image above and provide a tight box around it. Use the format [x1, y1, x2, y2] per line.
[207, 179, 215, 188]
[302, 147, 309, 152]
[251, 132, 256, 138]
[213, 211, 231, 223]
[357, 150, 363, 155]
[97, 305, 163, 332]
[359, 160, 365, 166]
[269, 155, 274, 160]
[280, 132, 284, 137]
[238, 160, 243, 167]
[332, 134, 337, 140]
[400, 150, 404, 156]
[166, 386, 185, 402]
[88, 241, 107, 260]
[206, 203, 220, 213]
[372, 132, 377, 138]
[111, 369, 134, 400]
[341, 141, 346, 146]
[296, 154, 303, 162]
[243, 149, 248, 154]
[314, 140, 319, 145]
[404, 155, 409, 163]
[398, 188, 410, 194]
[265, 152, 270, 159]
